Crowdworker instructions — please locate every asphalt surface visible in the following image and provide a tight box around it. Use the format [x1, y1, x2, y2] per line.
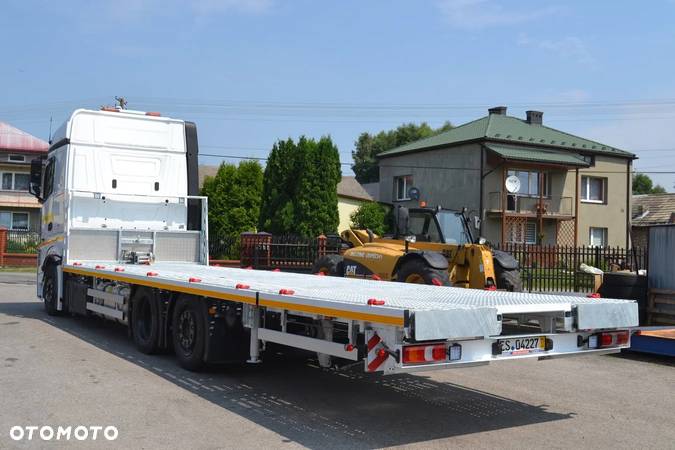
[0, 274, 673, 449]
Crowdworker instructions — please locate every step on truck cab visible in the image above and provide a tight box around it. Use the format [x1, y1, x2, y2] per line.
[30, 107, 640, 373]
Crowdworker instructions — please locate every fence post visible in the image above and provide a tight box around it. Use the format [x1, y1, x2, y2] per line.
[0, 228, 6, 267]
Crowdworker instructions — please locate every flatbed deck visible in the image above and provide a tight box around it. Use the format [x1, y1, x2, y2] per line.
[64, 261, 639, 340]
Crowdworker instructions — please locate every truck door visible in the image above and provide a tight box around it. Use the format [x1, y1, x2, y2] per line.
[41, 149, 66, 239]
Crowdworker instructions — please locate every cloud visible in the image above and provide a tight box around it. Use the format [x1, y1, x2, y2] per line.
[436, 0, 560, 30]
[517, 33, 596, 66]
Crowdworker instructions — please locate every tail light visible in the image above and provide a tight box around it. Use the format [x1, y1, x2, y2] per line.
[402, 344, 447, 364]
[591, 330, 630, 348]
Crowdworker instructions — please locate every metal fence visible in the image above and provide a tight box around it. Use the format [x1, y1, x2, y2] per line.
[495, 243, 648, 293]
[240, 233, 342, 271]
[6, 230, 41, 254]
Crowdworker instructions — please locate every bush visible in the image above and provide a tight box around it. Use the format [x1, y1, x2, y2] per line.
[350, 202, 389, 235]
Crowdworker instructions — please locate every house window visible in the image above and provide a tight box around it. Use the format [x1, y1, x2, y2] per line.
[506, 170, 549, 196]
[581, 176, 606, 203]
[394, 175, 413, 201]
[508, 221, 537, 244]
[589, 227, 607, 247]
[1, 172, 30, 191]
[0, 212, 30, 230]
[8, 154, 26, 162]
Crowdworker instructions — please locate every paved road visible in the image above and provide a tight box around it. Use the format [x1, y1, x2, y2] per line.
[0, 275, 673, 449]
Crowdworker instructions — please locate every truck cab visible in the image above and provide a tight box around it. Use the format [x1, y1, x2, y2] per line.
[30, 108, 206, 311]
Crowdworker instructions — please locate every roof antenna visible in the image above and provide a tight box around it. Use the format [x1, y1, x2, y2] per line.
[114, 96, 127, 110]
[48, 116, 53, 145]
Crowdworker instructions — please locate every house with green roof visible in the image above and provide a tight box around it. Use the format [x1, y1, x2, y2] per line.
[377, 106, 636, 247]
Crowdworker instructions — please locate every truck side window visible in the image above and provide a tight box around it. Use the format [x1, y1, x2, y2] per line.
[43, 159, 55, 199]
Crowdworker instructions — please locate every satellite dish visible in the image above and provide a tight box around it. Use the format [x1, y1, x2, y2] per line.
[408, 186, 421, 200]
[505, 175, 521, 194]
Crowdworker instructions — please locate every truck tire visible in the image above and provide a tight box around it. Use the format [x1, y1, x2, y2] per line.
[312, 255, 344, 276]
[496, 267, 523, 292]
[43, 264, 59, 316]
[131, 288, 161, 354]
[397, 259, 450, 286]
[172, 295, 206, 371]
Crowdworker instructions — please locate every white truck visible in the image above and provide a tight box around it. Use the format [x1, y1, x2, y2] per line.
[29, 107, 640, 373]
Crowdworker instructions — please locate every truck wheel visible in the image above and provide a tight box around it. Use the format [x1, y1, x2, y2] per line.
[496, 268, 523, 292]
[312, 255, 344, 276]
[172, 296, 206, 371]
[131, 288, 160, 354]
[43, 264, 59, 316]
[397, 259, 450, 286]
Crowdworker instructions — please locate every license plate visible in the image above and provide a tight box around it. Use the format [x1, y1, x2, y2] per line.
[497, 336, 546, 355]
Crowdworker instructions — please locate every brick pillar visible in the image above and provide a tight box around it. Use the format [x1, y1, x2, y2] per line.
[317, 234, 327, 258]
[0, 228, 7, 267]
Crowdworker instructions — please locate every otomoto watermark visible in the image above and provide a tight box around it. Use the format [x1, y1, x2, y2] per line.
[8, 425, 118, 442]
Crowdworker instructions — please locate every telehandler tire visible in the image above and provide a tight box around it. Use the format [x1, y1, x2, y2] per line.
[397, 259, 450, 286]
[312, 255, 345, 276]
[495, 267, 523, 292]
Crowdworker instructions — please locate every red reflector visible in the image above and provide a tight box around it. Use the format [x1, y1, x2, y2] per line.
[245, 266, 253, 270]
[484, 285, 497, 291]
[377, 348, 388, 358]
[100, 106, 118, 112]
[235, 283, 250, 289]
[73, 262, 82, 266]
[616, 331, 629, 345]
[114, 267, 125, 272]
[147, 271, 158, 277]
[403, 344, 447, 364]
[95, 265, 106, 269]
[189, 277, 201, 283]
[431, 278, 442, 286]
[272, 268, 281, 272]
[371, 274, 382, 281]
[279, 289, 295, 295]
[344, 343, 355, 352]
[587, 293, 601, 298]
[367, 298, 385, 306]
[599, 333, 613, 347]
[145, 111, 161, 116]
[315, 272, 326, 276]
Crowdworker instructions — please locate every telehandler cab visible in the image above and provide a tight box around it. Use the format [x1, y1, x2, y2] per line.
[313, 206, 522, 291]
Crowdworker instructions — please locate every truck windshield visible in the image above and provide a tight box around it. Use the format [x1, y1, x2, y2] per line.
[436, 211, 471, 244]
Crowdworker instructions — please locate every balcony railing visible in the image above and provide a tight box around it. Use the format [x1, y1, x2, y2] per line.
[488, 192, 574, 216]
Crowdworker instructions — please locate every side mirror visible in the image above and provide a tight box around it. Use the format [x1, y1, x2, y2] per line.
[29, 158, 43, 200]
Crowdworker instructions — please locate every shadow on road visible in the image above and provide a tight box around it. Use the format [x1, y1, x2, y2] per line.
[1, 299, 572, 449]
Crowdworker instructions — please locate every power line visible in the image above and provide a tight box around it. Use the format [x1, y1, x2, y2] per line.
[199, 152, 675, 174]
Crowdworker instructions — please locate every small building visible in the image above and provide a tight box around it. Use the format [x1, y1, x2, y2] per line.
[337, 176, 373, 232]
[631, 193, 675, 248]
[377, 107, 636, 247]
[0, 122, 48, 231]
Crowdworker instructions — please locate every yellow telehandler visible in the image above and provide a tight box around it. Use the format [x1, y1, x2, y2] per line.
[313, 206, 522, 291]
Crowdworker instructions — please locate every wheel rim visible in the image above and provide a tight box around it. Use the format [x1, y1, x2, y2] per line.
[404, 273, 425, 284]
[43, 276, 55, 307]
[137, 299, 152, 341]
[177, 309, 197, 355]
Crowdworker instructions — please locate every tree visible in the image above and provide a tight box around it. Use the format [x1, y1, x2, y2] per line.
[201, 160, 263, 237]
[633, 173, 667, 195]
[351, 121, 453, 183]
[350, 202, 389, 235]
[259, 136, 342, 236]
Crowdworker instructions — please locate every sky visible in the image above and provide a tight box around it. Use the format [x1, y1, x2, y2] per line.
[2, 0, 675, 191]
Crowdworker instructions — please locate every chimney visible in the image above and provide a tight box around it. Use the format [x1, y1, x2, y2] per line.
[526, 110, 543, 125]
[488, 106, 507, 115]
